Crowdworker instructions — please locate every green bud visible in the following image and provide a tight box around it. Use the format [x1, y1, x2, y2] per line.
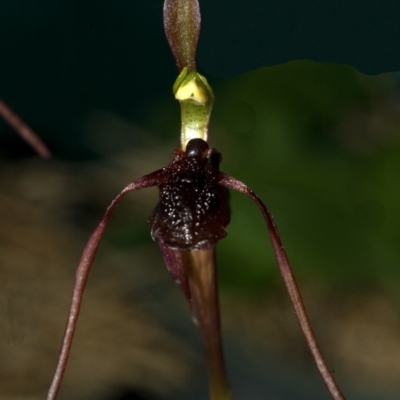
[172, 67, 214, 149]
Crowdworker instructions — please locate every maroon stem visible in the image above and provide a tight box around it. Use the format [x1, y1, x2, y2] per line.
[184, 249, 232, 400]
[0, 98, 51, 158]
[219, 173, 346, 400]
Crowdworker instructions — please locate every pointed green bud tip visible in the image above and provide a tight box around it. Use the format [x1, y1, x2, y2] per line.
[164, 0, 201, 71]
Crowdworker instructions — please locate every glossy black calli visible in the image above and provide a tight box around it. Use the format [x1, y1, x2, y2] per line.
[149, 139, 230, 250]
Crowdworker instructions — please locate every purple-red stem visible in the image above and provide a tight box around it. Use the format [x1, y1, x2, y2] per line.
[0, 98, 51, 158]
[184, 249, 232, 400]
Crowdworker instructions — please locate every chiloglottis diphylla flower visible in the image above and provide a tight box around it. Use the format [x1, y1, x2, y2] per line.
[46, 0, 347, 399]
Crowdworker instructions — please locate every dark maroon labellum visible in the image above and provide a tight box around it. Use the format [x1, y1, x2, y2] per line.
[149, 139, 230, 249]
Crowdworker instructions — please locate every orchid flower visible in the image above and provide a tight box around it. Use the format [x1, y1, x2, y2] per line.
[46, 1, 346, 399]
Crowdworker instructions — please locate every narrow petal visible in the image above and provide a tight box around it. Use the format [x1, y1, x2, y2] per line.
[46, 169, 164, 400]
[163, 0, 200, 71]
[0, 98, 51, 158]
[218, 173, 346, 400]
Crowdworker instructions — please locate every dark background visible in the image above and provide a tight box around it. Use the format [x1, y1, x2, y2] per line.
[1, 0, 400, 157]
[198, 0, 400, 77]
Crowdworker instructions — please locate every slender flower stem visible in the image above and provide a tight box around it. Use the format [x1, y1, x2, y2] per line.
[0, 98, 51, 158]
[184, 249, 232, 400]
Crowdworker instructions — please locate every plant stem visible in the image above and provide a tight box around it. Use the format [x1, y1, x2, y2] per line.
[0, 98, 51, 158]
[185, 249, 232, 400]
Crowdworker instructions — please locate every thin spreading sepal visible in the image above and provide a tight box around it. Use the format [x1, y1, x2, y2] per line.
[46, 169, 164, 400]
[218, 172, 346, 400]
